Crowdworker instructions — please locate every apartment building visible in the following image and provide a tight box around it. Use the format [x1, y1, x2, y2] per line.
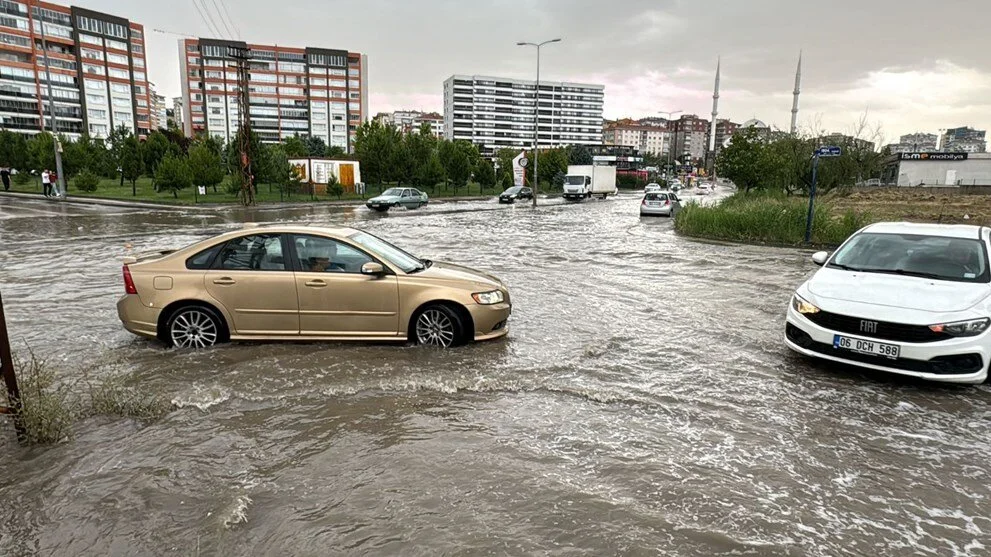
[603, 118, 670, 156]
[941, 126, 987, 154]
[179, 38, 368, 149]
[169, 95, 182, 129]
[672, 114, 710, 163]
[443, 74, 603, 156]
[148, 82, 166, 130]
[0, 1, 150, 140]
[375, 110, 444, 138]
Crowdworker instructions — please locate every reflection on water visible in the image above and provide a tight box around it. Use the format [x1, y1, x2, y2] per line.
[1, 192, 990, 556]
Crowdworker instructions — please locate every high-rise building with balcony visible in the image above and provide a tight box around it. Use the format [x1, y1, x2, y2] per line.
[443, 74, 603, 157]
[179, 38, 368, 150]
[941, 127, 987, 154]
[0, 1, 150, 140]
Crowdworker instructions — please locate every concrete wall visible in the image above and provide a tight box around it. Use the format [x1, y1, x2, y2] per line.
[896, 156, 991, 187]
[853, 185, 991, 196]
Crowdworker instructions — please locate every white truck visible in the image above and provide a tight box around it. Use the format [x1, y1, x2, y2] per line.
[561, 165, 618, 201]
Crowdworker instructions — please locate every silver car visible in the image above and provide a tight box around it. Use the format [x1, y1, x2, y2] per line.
[640, 191, 681, 217]
[366, 187, 429, 212]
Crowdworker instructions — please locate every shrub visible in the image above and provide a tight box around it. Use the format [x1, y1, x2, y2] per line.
[327, 182, 345, 199]
[12, 353, 74, 445]
[73, 168, 100, 192]
[13, 170, 31, 185]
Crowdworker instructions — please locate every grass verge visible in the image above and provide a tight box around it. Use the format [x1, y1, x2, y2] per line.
[5, 352, 173, 445]
[674, 191, 873, 247]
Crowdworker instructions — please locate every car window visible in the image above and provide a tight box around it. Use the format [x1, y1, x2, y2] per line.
[186, 243, 223, 270]
[645, 193, 667, 201]
[216, 234, 286, 271]
[293, 234, 373, 274]
[831, 232, 989, 283]
[401, 189, 411, 197]
[382, 188, 402, 196]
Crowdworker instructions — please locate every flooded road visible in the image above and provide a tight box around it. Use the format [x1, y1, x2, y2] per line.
[1, 191, 990, 556]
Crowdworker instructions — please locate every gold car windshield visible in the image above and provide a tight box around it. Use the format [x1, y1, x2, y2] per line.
[349, 231, 424, 273]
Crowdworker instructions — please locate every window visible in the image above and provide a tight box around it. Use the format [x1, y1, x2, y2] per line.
[114, 111, 131, 123]
[85, 79, 105, 91]
[108, 67, 128, 79]
[329, 69, 346, 76]
[87, 108, 107, 120]
[0, 31, 28, 47]
[83, 63, 105, 76]
[107, 53, 128, 65]
[112, 96, 131, 107]
[111, 83, 130, 94]
[106, 39, 127, 51]
[216, 235, 286, 271]
[0, 15, 28, 31]
[77, 16, 127, 39]
[292, 235, 373, 274]
[89, 123, 108, 135]
[133, 71, 146, 82]
[86, 93, 106, 105]
[830, 233, 989, 283]
[348, 80, 359, 88]
[131, 44, 143, 54]
[279, 86, 303, 96]
[130, 28, 142, 40]
[251, 73, 276, 83]
[79, 34, 102, 46]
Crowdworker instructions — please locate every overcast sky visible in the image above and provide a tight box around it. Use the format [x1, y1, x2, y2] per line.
[75, 0, 991, 144]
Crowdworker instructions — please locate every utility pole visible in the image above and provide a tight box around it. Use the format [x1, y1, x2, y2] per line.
[0, 289, 25, 441]
[37, 12, 65, 199]
[228, 45, 254, 205]
[517, 38, 561, 208]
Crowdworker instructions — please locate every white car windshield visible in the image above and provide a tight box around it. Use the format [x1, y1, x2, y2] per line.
[349, 230, 424, 273]
[381, 188, 403, 197]
[829, 232, 989, 283]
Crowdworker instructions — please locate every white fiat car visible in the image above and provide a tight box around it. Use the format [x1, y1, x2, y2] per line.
[785, 222, 991, 384]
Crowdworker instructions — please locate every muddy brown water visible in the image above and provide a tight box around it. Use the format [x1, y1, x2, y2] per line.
[1, 192, 990, 556]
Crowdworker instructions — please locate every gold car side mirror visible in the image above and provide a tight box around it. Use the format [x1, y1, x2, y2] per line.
[361, 262, 385, 276]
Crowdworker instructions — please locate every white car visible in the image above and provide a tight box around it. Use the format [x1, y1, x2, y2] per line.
[644, 183, 663, 193]
[785, 222, 991, 384]
[696, 183, 712, 194]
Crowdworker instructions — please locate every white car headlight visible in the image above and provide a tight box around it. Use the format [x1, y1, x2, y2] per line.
[929, 318, 991, 337]
[472, 290, 504, 305]
[792, 294, 820, 314]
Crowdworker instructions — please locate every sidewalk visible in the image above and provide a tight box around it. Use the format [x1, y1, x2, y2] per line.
[0, 190, 498, 211]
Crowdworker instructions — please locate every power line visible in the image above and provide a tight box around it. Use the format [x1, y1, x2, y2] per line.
[190, 0, 223, 39]
[211, 0, 238, 40]
[218, 0, 240, 39]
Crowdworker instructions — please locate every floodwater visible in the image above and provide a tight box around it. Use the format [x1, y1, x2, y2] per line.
[1, 190, 990, 556]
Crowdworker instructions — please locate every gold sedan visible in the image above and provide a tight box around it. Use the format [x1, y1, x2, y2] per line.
[117, 225, 511, 348]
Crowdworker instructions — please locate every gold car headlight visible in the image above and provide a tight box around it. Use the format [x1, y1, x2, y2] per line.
[472, 290, 504, 305]
[792, 294, 820, 315]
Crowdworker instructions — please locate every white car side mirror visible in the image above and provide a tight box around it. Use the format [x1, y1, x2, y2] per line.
[811, 251, 829, 266]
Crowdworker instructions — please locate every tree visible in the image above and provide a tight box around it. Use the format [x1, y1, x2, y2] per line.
[325, 145, 347, 159]
[0, 129, 28, 170]
[552, 170, 566, 189]
[454, 140, 482, 176]
[475, 160, 496, 190]
[266, 145, 293, 197]
[188, 142, 225, 193]
[107, 125, 131, 186]
[500, 171, 513, 189]
[415, 152, 446, 191]
[119, 135, 144, 195]
[283, 135, 309, 158]
[569, 144, 593, 165]
[353, 121, 399, 186]
[327, 171, 344, 199]
[154, 154, 192, 198]
[27, 131, 55, 175]
[303, 135, 327, 157]
[143, 131, 170, 182]
[716, 128, 779, 192]
[73, 168, 99, 192]
[447, 149, 471, 190]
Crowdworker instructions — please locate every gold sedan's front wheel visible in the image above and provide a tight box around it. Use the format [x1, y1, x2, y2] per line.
[414, 305, 464, 348]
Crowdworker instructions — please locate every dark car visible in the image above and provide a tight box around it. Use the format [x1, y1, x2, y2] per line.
[499, 186, 533, 204]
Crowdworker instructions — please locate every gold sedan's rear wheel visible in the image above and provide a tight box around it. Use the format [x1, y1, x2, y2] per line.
[167, 306, 221, 348]
[415, 305, 463, 348]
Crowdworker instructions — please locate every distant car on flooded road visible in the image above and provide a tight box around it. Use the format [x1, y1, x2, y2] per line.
[644, 183, 663, 193]
[640, 191, 681, 217]
[365, 187, 428, 212]
[117, 225, 511, 349]
[786, 222, 991, 384]
[498, 186, 533, 203]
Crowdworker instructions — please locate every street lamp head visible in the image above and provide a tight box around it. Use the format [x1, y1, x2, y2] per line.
[516, 42, 529, 46]
[549, 38, 562, 43]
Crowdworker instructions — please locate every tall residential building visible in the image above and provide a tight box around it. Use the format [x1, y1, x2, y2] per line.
[886, 132, 938, 154]
[148, 82, 166, 130]
[672, 114, 710, 163]
[443, 74, 603, 157]
[713, 119, 740, 153]
[0, 1, 150, 140]
[941, 127, 987, 153]
[179, 38, 368, 149]
[820, 132, 875, 152]
[375, 109, 444, 138]
[603, 118, 670, 156]
[170, 95, 183, 129]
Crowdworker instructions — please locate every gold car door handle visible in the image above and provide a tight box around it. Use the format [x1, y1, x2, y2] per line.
[212, 277, 236, 286]
[305, 280, 327, 287]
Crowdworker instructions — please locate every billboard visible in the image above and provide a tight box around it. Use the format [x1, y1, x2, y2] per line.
[512, 150, 528, 187]
[899, 152, 968, 161]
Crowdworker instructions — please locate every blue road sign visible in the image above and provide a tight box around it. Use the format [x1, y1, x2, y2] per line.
[815, 146, 842, 157]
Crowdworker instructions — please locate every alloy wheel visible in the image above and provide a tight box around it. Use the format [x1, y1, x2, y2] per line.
[416, 308, 456, 347]
[170, 308, 219, 348]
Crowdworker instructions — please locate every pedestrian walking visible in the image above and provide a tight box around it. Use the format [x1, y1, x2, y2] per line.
[41, 168, 51, 197]
[0, 167, 10, 192]
[49, 170, 60, 198]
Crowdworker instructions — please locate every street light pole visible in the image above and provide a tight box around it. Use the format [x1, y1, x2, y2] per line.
[518, 38, 561, 208]
[37, 11, 65, 199]
[658, 109, 682, 179]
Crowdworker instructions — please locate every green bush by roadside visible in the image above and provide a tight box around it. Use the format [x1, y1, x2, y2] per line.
[674, 191, 872, 247]
[73, 168, 100, 192]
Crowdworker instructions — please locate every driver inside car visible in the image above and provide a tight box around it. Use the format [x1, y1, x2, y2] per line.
[302, 238, 346, 272]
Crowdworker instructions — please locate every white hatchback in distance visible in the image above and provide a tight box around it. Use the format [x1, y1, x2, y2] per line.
[785, 222, 991, 384]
